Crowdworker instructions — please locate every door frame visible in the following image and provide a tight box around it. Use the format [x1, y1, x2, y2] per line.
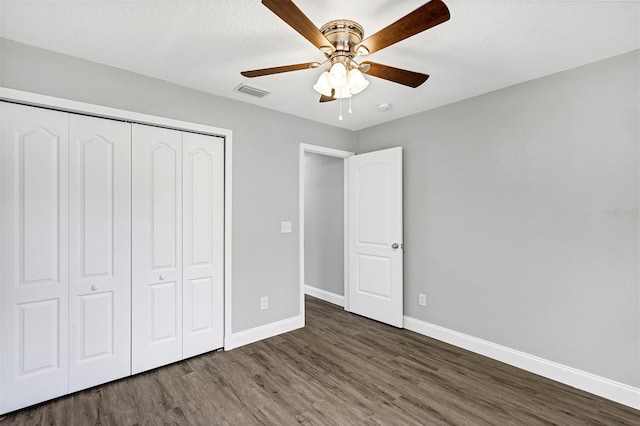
[299, 143, 354, 321]
[0, 87, 234, 349]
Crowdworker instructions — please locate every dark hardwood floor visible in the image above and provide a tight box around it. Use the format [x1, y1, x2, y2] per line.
[2, 296, 638, 425]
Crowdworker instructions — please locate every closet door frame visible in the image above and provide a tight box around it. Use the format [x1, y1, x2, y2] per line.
[0, 87, 234, 353]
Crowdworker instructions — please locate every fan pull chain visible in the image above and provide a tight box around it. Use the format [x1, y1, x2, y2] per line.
[339, 97, 343, 121]
[348, 96, 353, 114]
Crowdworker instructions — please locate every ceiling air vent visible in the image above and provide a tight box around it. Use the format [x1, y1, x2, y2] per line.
[234, 84, 271, 98]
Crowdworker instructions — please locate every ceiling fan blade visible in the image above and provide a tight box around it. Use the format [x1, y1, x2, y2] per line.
[262, 0, 334, 53]
[241, 62, 317, 78]
[361, 62, 429, 88]
[355, 0, 450, 55]
[319, 94, 335, 103]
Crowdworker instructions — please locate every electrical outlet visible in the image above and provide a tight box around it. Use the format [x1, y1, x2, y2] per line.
[280, 221, 292, 233]
[261, 296, 269, 310]
[418, 293, 427, 307]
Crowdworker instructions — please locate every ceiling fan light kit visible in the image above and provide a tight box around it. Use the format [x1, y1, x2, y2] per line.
[241, 0, 451, 120]
[313, 64, 369, 98]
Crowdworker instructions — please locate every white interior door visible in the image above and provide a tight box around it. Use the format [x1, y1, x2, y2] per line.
[0, 103, 69, 412]
[182, 133, 224, 358]
[131, 124, 183, 374]
[68, 115, 131, 392]
[348, 147, 403, 327]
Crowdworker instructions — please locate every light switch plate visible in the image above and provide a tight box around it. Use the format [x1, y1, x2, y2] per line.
[281, 221, 292, 233]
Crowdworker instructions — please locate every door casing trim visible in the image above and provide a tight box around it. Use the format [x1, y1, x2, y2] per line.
[299, 143, 354, 320]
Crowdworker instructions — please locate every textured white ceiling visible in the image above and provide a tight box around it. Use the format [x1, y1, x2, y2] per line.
[1, 0, 638, 130]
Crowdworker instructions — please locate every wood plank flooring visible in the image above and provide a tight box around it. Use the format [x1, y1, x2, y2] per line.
[2, 296, 638, 425]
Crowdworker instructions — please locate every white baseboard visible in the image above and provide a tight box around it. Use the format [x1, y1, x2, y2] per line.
[224, 315, 304, 351]
[304, 285, 345, 307]
[404, 316, 640, 410]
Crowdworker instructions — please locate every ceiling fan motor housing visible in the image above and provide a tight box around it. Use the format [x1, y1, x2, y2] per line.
[320, 20, 364, 67]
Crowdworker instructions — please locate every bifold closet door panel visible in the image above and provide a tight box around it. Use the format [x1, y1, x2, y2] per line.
[182, 133, 224, 358]
[0, 103, 69, 413]
[131, 124, 183, 374]
[68, 115, 132, 392]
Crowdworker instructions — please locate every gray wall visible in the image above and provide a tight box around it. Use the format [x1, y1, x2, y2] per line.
[0, 38, 356, 333]
[304, 152, 344, 296]
[355, 50, 639, 387]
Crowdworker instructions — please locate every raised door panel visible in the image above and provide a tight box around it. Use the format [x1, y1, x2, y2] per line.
[0, 102, 69, 414]
[68, 115, 131, 392]
[356, 163, 391, 246]
[182, 133, 224, 357]
[131, 124, 183, 374]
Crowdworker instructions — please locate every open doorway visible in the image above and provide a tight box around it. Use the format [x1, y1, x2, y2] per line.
[299, 144, 353, 322]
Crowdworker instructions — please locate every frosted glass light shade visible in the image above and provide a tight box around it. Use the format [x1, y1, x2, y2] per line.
[313, 71, 333, 96]
[348, 69, 369, 94]
[328, 62, 348, 89]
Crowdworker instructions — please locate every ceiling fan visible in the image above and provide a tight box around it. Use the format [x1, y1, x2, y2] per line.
[241, 0, 451, 107]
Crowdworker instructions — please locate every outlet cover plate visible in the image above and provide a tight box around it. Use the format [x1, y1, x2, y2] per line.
[281, 221, 292, 233]
[418, 293, 427, 307]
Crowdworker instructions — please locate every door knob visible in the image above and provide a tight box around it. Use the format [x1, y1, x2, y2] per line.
[391, 243, 399, 249]
[159, 275, 166, 281]
[91, 284, 98, 291]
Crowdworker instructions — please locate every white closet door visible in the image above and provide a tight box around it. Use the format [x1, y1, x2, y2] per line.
[131, 124, 183, 374]
[0, 103, 69, 413]
[68, 115, 131, 392]
[182, 133, 224, 358]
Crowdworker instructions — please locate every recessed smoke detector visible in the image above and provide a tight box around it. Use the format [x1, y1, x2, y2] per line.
[377, 103, 392, 111]
[234, 83, 271, 98]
